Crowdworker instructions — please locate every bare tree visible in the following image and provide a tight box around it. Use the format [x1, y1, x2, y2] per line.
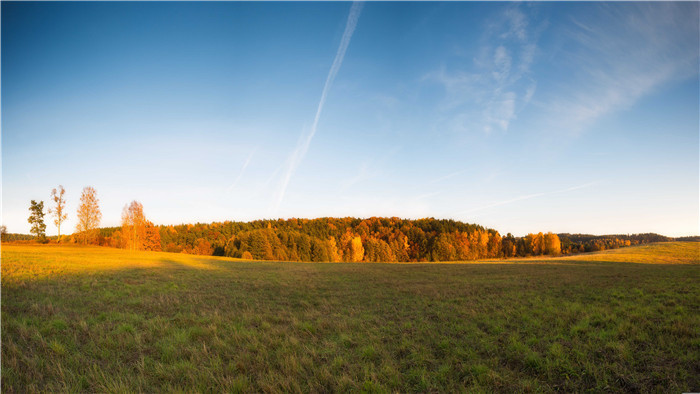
[48, 185, 68, 241]
[76, 186, 102, 244]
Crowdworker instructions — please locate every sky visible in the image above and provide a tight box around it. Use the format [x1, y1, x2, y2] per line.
[2, 1, 698, 237]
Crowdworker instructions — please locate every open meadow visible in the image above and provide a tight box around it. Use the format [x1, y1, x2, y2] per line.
[2, 242, 699, 392]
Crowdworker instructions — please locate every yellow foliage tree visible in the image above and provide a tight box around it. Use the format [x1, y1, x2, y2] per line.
[121, 201, 145, 250]
[75, 186, 101, 244]
[544, 232, 561, 256]
[328, 237, 342, 262]
[350, 236, 364, 262]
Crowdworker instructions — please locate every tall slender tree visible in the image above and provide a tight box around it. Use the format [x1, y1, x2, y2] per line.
[48, 185, 68, 241]
[121, 201, 145, 250]
[28, 200, 47, 242]
[76, 187, 101, 244]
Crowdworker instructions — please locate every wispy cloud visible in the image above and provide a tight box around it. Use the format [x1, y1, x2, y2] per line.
[270, 2, 363, 214]
[426, 4, 541, 135]
[226, 149, 256, 193]
[458, 181, 598, 215]
[339, 160, 373, 191]
[542, 3, 698, 134]
[427, 169, 467, 185]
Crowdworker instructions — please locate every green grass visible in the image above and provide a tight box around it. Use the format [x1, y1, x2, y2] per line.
[2, 242, 699, 392]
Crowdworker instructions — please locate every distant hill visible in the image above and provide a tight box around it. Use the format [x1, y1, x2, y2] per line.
[4, 219, 695, 263]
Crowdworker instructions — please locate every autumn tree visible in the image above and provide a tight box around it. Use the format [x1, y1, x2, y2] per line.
[1, 225, 7, 242]
[432, 233, 456, 261]
[121, 201, 146, 250]
[363, 238, 395, 262]
[327, 237, 342, 262]
[453, 231, 471, 260]
[310, 237, 330, 262]
[194, 238, 213, 255]
[48, 185, 68, 241]
[544, 232, 561, 256]
[249, 230, 274, 260]
[76, 187, 102, 244]
[487, 231, 502, 258]
[524, 232, 545, 255]
[28, 200, 47, 242]
[501, 233, 517, 258]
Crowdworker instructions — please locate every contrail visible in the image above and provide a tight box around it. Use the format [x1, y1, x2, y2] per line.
[226, 150, 256, 193]
[271, 2, 363, 214]
[458, 181, 599, 215]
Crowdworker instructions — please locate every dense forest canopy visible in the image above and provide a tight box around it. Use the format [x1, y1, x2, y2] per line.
[7, 187, 686, 262]
[4, 217, 677, 263]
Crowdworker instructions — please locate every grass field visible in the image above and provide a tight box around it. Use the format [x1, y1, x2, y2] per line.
[2, 242, 699, 392]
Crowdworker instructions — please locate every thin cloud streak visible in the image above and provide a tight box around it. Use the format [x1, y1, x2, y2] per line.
[542, 2, 698, 134]
[226, 150, 256, 193]
[458, 181, 599, 215]
[427, 169, 467, 185]
[271, 2, 363, 214]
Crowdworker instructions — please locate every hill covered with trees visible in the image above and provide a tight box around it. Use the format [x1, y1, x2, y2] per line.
[73, 217, 674, 263]
[8, 186, 681, 262]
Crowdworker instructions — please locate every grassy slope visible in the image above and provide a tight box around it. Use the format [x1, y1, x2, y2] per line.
[2, 242, 699, 392]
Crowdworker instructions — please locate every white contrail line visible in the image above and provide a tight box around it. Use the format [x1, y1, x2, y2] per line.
[226, 150, 256, 193]
[270, 2, 363, 215]
[428, 169, 467, 185]
[458, 181, 599, 215]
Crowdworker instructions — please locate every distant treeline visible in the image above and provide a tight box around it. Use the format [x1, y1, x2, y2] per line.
[9, 185, 690, 261]
[558, 233, 673, 253]
[2, 218, 686, 262]
[11, 217, 680, 262]
[674, 235, 700, 242]
[1, 233, 38, 242]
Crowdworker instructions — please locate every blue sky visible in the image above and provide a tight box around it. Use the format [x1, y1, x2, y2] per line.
[2, 2, 698, 237]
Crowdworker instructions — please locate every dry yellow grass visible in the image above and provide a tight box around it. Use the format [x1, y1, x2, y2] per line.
[556, 241, 700, 264]
[470, 242, 700, 265]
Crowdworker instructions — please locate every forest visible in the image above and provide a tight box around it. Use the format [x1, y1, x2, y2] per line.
[4, 186, 676, 262]
[75, 219, 671, 262]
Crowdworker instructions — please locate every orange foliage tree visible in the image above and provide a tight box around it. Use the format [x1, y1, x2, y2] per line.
[120, 201, 161, 251]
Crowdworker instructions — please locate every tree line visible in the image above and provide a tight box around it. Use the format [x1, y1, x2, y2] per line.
[3, 186, 676, 262]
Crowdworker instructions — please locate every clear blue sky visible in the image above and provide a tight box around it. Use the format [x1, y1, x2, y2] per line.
[2, 1, 698, 237]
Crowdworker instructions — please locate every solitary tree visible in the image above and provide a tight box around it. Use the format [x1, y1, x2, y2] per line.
[1, 225, 7, 242]
[76, 187, 101, 244]
[48, 185, 68, 241]
[28, 200, 47, 242]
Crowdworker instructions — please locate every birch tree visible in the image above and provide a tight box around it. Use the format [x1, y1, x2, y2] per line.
[121, 201, 145, 250]
[48, 185, 68, 241]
